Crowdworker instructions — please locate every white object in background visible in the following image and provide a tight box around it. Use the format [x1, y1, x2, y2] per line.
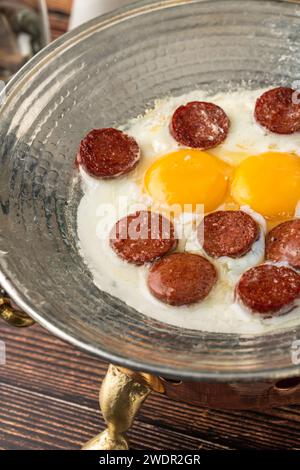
[69, 0, 134, 29]
[17, 33, 32, 59]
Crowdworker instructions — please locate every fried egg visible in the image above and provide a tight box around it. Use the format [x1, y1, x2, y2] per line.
[77, 88, 300, 334]
[144, 149, 231, 213]
[231, 151, 300, 220]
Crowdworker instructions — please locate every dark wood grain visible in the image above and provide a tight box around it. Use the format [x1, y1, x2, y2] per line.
[47, 0, 71, 40]
[1, 322, 300, 450]
[1, 0, 300, 452]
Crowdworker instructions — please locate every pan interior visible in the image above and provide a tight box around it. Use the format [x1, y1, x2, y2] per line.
[1, 0, 300, 380]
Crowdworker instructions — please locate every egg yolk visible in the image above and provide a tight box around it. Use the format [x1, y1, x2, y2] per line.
[231, 152, 300, 219]
[144, 149, 230, 212]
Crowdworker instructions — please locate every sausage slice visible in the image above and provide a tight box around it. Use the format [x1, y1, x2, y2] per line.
[236, 264, 300, 317]
[255, 87, 300, 134]
[170, 101, 230, 149]
[110, 211, 177, 265]
[77, 128, 140, 178]
[266, 219, 300, 269]
[148, 253, 217, 306]
[199, 211, 259, 259]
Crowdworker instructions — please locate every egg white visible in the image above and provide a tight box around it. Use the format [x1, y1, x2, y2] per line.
[77, 88, 300, 334]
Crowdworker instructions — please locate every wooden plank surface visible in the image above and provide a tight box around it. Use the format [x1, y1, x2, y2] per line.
[1, 0, 300, 452]
[47, 0, 72, 39]
[1, 322, 300, 450]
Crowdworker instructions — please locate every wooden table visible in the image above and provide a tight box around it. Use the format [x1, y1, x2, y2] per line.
[1, 0, 300, 451]
[47, 0, 72, 39]
[2, 322, 300, 450]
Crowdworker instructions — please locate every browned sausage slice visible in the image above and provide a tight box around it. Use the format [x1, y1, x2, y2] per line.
[199, 211, 259, 259]
[170, 101, 230, 149]
[110, 211, 177, 265]
[236, 264, 300, 317]
[147, 253, 217, 306]
[77, 128, 140, 178]
[255, 87, 300, 134]
[266, 219, 300, 269]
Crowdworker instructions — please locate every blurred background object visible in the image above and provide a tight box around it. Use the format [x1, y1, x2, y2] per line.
[47, 0, 72, 39]
[69, 0, 134, 29]
[0, 0, 50, 82]
[0, 0, 138, 82]
[0, 1, 137, 82]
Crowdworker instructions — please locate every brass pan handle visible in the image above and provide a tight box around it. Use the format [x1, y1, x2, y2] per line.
[0, 290, 35, 328]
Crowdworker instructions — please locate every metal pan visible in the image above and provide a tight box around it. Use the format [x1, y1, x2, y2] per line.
[1, 0, 300, 381]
